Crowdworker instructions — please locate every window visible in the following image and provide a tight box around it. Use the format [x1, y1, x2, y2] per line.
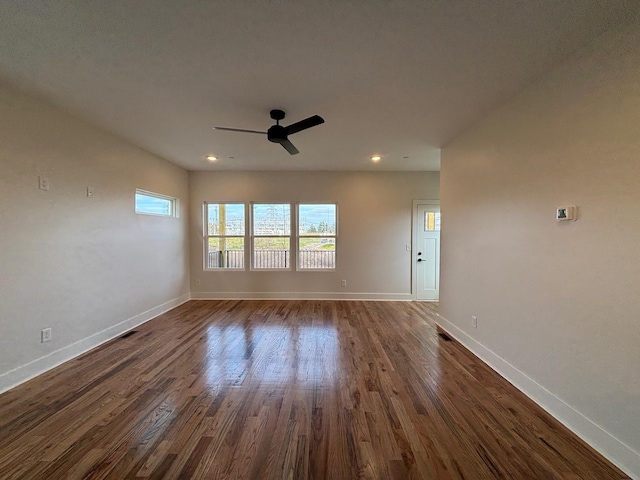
[424, 211, 441, 231]
[252, 203, 291, 269]
[202, 201, 337, 271]
[135, 189, 176, 216]
[205, 203, 245, 269]
[298, 203, 336, 270]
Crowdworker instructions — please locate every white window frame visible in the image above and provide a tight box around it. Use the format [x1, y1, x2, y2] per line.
[296, 203, 337, 271]
[204, 202, 247, 271]
[135, 189, 177, 217]
[251, 202, 293, 271]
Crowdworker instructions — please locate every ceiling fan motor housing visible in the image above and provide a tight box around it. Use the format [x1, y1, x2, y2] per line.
[268, 109, 287, 143]
[267, 124, 287, 143]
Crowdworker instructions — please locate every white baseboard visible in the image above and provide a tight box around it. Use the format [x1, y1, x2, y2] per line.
[0, 293, 191, 395]
[436, 313, 640, 480]
[190, 291, 413, 301]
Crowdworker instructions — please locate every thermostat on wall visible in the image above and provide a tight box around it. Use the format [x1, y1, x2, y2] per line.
[556, 205, 577, 222]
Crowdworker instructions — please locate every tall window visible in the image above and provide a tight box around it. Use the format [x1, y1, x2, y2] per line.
[205, 203, 245, 269]
[252, 203, 291, 269]
[298, 203, 337, 270]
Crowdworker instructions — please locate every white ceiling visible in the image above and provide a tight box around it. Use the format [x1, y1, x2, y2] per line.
[1, 1, 637, 171]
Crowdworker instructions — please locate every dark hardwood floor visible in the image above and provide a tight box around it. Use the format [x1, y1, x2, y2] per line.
[0, 300, 629, 479]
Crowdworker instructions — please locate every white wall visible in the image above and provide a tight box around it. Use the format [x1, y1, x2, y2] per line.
[189, 170, 439, 299]
[0, 81, 190, 393]
[439, 17, 640, 477]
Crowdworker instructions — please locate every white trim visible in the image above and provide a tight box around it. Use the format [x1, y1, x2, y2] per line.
[191, 291, 413, 301]
[436, 313, 640, 479]
[412, 199, 440, 301]
[0, 293, 190, 395]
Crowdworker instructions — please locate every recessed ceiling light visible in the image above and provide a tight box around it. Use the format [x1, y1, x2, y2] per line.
[206, 155, 217, 162]
[371, 155, 381, 162]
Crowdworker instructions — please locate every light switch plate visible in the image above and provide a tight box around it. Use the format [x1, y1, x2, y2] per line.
[38, 176, 50, 191]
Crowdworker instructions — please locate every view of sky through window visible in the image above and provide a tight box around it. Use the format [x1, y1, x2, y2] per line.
[253, 204, 291, 235]
[299, 204, 336, 235]
[207, 203, 245, 235]
[135, 191, 174, 216]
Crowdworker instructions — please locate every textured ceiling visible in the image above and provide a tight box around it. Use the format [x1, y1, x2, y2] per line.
[1, 1, 638, 171]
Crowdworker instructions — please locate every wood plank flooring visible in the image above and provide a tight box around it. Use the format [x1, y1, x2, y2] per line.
[0, 300, 629, 479]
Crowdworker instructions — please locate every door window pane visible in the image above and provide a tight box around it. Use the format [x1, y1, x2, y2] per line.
[424, 212, 441, 232]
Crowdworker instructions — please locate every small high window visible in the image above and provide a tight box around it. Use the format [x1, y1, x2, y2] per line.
[135, 190, 176, 217]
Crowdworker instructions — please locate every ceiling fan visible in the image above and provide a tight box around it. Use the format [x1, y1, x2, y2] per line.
[214, 109, 324, 155]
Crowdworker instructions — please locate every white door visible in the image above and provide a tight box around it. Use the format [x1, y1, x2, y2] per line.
[416, 204, 440, 301]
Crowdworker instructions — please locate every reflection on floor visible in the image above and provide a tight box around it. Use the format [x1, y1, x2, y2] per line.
[0, 300, 628, 479]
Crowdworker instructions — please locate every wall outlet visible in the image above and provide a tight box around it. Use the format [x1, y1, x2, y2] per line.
[341, 279, 347, 287]
[195, 279, 201, 286]
[38, 176, 50, 191]
[405, 244, 411, 251]
[472, 316, 478, 328]
[41, 328, 52, 343]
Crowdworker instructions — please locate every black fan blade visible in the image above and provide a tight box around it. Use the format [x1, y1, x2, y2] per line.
[280, 139, 299, 155]
[284, 115, 324, 135]
[213, 127, 266, 135]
